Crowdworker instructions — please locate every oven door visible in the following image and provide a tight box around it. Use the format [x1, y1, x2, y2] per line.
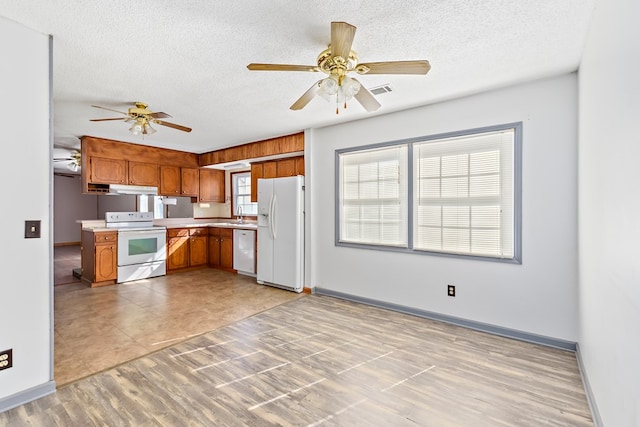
[117, 228, 167, 267]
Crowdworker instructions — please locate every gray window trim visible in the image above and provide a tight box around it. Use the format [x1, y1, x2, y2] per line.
[335, 122, 523, 264]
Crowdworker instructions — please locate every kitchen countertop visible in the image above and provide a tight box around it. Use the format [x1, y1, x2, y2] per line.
[163, 221, 257, 230]
[80, 218, 258, 232]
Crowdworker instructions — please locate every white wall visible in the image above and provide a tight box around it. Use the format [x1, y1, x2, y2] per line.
[578, 0, 640, 424]
[309, 74, 578, 341]
[0, 16, 54, 405]
[53, 175, 98, 244]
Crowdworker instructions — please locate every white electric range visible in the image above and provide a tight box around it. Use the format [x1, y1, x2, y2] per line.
[105, 212, 167, 283]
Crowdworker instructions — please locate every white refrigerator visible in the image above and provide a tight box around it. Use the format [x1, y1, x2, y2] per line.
[257, 175, 304, 292]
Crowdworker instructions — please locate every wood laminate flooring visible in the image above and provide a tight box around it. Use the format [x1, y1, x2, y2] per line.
[4, 285, 593, 426]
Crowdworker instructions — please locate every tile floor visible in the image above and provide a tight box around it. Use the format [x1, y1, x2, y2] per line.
[53, 244, 81, 286]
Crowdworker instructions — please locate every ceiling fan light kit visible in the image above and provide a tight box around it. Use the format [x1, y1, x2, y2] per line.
[247, 21, 431, 114]
[129, 117, 157, 136]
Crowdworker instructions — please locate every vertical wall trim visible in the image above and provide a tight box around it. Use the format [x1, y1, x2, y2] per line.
[575, 344, 603, 427]
[47, 34, 56, 386]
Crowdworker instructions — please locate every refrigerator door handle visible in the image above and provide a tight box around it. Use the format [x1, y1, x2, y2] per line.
[270, 194, 277, 240]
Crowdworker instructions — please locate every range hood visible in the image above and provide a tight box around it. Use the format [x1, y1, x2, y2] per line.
[108, 184, 158, 195]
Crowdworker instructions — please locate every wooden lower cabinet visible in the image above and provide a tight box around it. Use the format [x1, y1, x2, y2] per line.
[167, 228, 208, 271]
[189, 228, 208, 267]
[208, 227, 234, 271]
[81, 230, 118, 287]
[167, 229, 189, 271]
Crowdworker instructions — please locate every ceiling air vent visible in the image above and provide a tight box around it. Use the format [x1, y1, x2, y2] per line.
[369, 84, 393, 96]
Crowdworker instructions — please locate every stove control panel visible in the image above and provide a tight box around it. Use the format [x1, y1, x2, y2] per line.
[105, 211, 154, 224]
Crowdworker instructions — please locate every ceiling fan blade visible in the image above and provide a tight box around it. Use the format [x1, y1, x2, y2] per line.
[149, 111, 172, 119]
[356, 60, 431, 75]
[53, 158, 73, 161]
[91, 105, 129, 115]
[290, 80, 322, 110]
[352, 79, 382, 112]
[331, 21, 357, 60]
[153, 120, 192, 133]
[89, 117, 127, 122]
[247, 63, 319, 72]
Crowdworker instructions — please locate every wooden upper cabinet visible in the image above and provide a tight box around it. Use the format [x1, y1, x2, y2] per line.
[250, 163, 263, 203]
[181, 167, 199, 196]
[199, 168, 225, 202]
[160, 166, 199, 196]
[250, 156, 304, 202]
[160, 165, 181, 195]
[295, 156, 305, 175]
[129, 161, 159, 187]
[276, 158, 296, 177]
[263, 161, 277, 179]
[89, 157, 127, 185]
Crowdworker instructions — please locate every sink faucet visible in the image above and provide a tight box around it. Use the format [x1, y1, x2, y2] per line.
[237, 205, 244, 223]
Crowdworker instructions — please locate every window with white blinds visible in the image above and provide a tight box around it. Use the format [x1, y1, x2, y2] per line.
[413, 129, 515, 258]
[338, 145, 408, 247]
[336, 123, 521, 262]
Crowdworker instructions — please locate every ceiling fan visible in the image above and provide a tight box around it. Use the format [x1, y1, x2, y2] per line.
[90, 102, 192, 135]
[247, 21, 431, 114]
[53, 148, 81, 172]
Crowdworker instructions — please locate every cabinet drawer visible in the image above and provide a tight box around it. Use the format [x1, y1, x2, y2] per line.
[220, 228, 233, 239]
[189, 228, 207, 236]
[167, 228, 189, 238]
[95, 232, 117, 243]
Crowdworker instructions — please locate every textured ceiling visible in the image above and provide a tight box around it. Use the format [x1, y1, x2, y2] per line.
[1, 0, 594, 161]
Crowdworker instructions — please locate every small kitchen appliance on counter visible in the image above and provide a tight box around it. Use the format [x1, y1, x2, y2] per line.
[105, 212, 167, 283]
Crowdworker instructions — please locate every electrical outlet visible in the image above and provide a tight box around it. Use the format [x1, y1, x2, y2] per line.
[0, 349, 12, 371]
[447, 285, 456, 297]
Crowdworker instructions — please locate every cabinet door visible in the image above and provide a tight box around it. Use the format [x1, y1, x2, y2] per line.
[263, 161, 277, 179]
[181, 167, 199, 196]
[276, 158, 296, 177]
[95, 244, 117, 282]
[129, 161, 159, 187]
[160, 165, 181, 195]
[189, 236, 208, 267]
[295, 156, 305, 176]
[89, 157, 127, 184]
[220, 229, 234, 269]
[208, 230, 221, 267]
[167, 236, 189, 270]
[250, 163, 263, 203]
[199, 168, 225, 202]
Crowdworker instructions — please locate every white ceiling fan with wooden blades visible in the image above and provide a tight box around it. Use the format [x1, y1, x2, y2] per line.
[90, 102, 192, 135]
[247, 21, 431, 114]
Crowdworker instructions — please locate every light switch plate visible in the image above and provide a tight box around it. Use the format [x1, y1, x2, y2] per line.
[25, 220, 41, 238]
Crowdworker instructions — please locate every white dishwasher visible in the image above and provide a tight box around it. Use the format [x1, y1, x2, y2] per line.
[233, 229, 256, 275]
